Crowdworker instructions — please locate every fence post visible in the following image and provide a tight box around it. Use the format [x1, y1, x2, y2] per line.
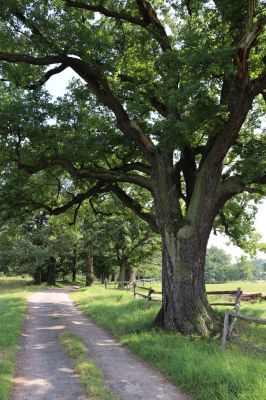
[133, 282, 136, 298]
[221, 309, 230, 350]
[228, 287, 242, 336]
[147, 288, 154, 301]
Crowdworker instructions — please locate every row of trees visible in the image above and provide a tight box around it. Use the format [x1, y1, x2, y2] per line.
[0, 0, 265, 335]
[0, 200, 160, 285]
[205, 246, 266, 283]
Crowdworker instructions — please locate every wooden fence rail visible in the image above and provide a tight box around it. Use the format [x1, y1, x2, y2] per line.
[104, 279, 265, 354]
[221, 311, 266, 354]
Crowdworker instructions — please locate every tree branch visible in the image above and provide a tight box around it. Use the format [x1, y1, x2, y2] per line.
[0, 52, 156, 157]
[65, 0, 171, 51]
[27, 64, 68, 89]
[216, 174, 266, 203]
[135, 0, 171, 51]
[64, 0, 145, 27]
[17, 156, 153, 190]
[0, 53, 66, 65]
[42, 182, 106, 216]
[112, 184, 159, 233]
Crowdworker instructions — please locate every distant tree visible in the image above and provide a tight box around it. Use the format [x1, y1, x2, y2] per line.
[205, 246, 232, 283]
[234, 256, 255, 281]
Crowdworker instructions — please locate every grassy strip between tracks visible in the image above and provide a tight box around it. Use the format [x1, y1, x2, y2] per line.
[59, 330, 118, 400]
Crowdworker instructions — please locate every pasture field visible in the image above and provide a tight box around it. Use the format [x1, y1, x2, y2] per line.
[72, 281, 266, 400]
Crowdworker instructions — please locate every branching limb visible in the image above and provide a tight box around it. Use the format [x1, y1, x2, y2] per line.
[111, 184, 159, 233]
[64, 0, 145, 27]
[27, 64, 68, 89]
[43, 181, 106, 215]
[135, 0, 171, 51]
[65, 0, 171, 51]
[216, 174, 266, 204]
[17, 156, 153, 190]
[0, 51, 156, 158]
[0, 53, 66, 65]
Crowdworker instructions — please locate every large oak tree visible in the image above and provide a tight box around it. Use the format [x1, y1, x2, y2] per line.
[0, 0, 266, 334]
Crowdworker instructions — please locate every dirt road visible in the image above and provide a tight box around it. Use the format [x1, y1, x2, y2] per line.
[12, 289, 190, 400]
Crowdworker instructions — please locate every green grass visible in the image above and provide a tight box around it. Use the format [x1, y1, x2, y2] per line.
[206, 281, 266, 294]
[59, 330, 118, 400]
[71, 283, 266, 400]
[0, 276, 32, 400]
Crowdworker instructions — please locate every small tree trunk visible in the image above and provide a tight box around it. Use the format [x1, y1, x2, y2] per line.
[72, 247, 77, 282]
[125, 266, 136, 282]
[72, 268, 76, 283]
[47, 256, 56, 286]
[84, 251, 94, 286]
[111, 272, 116, 282]
[33, 267, 41, 285]
[118, 258, 127, 287]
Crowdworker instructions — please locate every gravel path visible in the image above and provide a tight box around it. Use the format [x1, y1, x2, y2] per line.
[13, 289, 190, 400]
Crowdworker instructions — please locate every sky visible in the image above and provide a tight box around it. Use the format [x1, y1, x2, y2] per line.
[45, 68, 266, 260]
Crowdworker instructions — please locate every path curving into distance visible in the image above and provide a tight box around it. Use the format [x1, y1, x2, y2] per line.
[12, 289, 190, 400]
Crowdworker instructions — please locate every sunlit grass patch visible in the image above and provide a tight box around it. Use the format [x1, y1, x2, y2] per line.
[59, 330, 118, 400]
[0, 278, 29, 400]
[72, 284, 266, 400]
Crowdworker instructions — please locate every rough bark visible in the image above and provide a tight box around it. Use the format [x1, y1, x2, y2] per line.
[47, 257, 56, 286]
[155, 239, 219, 335]
[152, 154, 221, 335]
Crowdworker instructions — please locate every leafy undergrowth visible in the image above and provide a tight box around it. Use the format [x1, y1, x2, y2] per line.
[71, 284, 266, 400]
[0, 277, 30, 400]
[59, 330, 118, 400]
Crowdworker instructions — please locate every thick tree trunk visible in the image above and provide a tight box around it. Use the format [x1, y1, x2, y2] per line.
[155, 238, 219, 335]
[47, 256, 56, 286]
[152, 153, 221, 335]
[84, 251, 94, 286]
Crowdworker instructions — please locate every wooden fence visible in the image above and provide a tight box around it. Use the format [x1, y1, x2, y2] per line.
[221, 310, 266, 354]
[105, 279, 266, 353]
[104, 278, 160, 290]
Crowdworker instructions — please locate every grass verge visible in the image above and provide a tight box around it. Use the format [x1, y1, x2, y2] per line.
[59, 330, 118, 400]
[0, 277, 31, 400]
[71, 284, 266, 400]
